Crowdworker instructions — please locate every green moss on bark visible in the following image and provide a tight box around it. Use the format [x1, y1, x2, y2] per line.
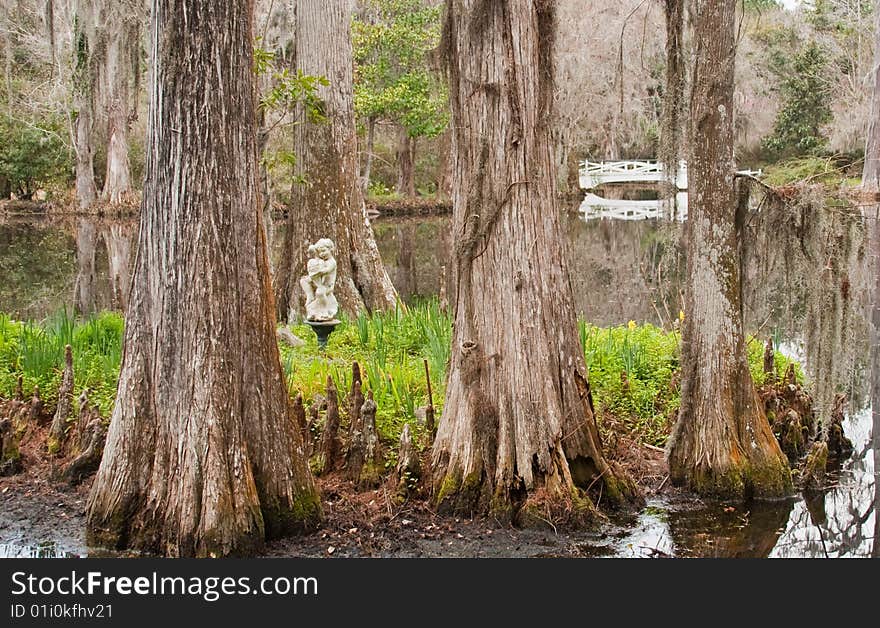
[670, 456, 792, 500]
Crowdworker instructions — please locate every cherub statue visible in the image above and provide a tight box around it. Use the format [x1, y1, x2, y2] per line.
[300, 238, 339, 322]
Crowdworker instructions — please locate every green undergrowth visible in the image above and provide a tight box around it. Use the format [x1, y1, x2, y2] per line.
[280, 301, 451, 449]
[0, 303, 803, 453]
[760, 156, 861, 188]
[579, 321, 803, 447]
[0, 309, 122, 416]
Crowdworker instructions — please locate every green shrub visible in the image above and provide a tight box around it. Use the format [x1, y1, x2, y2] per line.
[0, 115, 71, 199]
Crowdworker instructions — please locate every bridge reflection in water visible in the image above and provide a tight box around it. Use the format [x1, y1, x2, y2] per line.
[579, 191, 689, 222]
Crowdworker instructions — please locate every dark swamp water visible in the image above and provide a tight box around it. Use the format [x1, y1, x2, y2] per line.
[0, 203, 877, 558]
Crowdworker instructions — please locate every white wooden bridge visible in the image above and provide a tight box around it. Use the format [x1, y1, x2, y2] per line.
[578, 159, 762, 191]
[580, 160, 689, 190]
[577, 159, 762, 221]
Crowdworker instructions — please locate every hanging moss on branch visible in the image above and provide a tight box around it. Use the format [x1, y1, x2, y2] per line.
[741, 181, 867, 439]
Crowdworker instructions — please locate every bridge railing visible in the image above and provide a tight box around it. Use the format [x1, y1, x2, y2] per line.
[578, 159, 761, 191]
[579, 160, 688, 190]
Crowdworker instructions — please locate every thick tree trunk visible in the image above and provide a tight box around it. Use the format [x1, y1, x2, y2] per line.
[73, 218, 97, 315]
[74, 105, 98, 208]
[102, 73, 132, 202]
[86, 0, 321, 557]
[395, 126, 416, 197]
[100, 3, 139, 203]
[275, 1, 396, 322]
[45, 0, 56, 69]
[73, 0, 98, 210]
[666, 0, 791, 499]
[103, 222, 133, 310]
[432, 0, 636, 524]
[660, 0, 686, 178]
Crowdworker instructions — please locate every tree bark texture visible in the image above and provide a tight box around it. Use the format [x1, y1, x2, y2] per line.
[666, 0, 791, 499]
[863, 0, 880, 187]
[432, 0, 635, 523]
[100, 1, 140, 203]
[660, 0, 686, 178]
[396, 126, 416, 197]
[86, 0, 321, 557]
[103, 221, 133, 310]
[275, 0, 396, 322]
[73, 0, 98, 210]
[73, 218, 97, 315]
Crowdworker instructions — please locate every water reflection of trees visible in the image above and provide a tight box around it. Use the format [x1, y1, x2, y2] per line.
[372, 216, 452, 303]
[771, 448, 875, 557]
[73, 219, 134, 315]
[73, 219, 98, 315]
[663, 499, 794, 558]
[0, 218, 77, 319]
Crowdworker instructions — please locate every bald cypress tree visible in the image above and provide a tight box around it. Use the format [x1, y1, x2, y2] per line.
[666, 0, 791, 499]
[87, 0, 320, 557]
[432, 0, 636, 523]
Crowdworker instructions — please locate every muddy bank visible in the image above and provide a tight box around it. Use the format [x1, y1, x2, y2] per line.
[0, 443, 665, 559]
[0, 474, 89, 557]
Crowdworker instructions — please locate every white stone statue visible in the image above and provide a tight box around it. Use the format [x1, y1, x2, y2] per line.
[300, 238, 339, 322]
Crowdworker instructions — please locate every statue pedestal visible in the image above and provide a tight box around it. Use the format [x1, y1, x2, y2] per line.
[306, 319, 340, 349]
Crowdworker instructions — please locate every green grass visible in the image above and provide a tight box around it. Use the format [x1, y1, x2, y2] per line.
[0, 309, 123, 416]
[580, 321, 680, 446]
[0, 303, 801, 451]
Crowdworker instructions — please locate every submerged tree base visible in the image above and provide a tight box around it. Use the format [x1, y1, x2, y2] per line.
[669, 457, 792, 501]
[434, 446, 640, 529]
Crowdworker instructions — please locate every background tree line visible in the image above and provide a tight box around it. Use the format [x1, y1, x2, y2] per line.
[1, 0, 876, 205]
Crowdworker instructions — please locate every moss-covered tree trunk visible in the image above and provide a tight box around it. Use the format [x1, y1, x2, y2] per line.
[275, 0, 396, 322]
[86, 0, 321, 557]
[432, 0, 636, 523]
[863, 0, 880, 188]
[666, 0, 791, 499]
[660, 0, 686, 178]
